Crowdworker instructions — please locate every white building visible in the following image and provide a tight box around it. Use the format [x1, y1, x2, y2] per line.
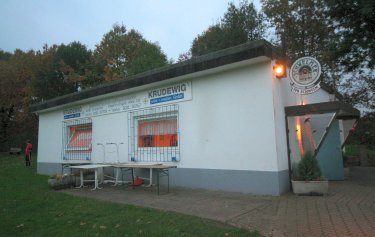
[30, 40, 359, 195]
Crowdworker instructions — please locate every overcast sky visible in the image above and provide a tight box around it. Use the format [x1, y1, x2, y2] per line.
[0, 0, 261, 61]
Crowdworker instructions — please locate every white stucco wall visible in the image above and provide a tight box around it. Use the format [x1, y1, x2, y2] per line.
[179, 62, 278, 171]
[270, 63, 289, 172]
[37, 110, 63, 163]
[37, 60, 284, 172]
[91, 113, 127, 163]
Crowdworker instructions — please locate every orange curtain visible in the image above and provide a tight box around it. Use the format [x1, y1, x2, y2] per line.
[138, 119, 177, 147]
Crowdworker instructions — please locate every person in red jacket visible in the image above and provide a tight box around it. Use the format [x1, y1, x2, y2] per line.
[25, 140, 33, 166]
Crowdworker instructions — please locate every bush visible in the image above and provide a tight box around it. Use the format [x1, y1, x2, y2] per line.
[296, 151, 323, 181]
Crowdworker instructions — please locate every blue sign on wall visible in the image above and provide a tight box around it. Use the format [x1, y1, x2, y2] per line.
[64, 113, 81, 119]
[150, 93, 184, 105]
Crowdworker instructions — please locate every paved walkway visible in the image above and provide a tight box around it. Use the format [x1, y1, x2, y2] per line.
[62, 167, 375, 237]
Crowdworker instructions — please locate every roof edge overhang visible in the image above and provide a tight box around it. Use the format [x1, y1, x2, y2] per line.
[320, 83, 343, 100]
[285, 101, 360, 119]
[30, 39, 282, 113]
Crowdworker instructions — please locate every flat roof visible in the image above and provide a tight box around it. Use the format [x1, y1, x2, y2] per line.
[29, 39, 280, 112]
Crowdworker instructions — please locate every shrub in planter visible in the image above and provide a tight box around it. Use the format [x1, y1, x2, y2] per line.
[292, 152, 328, 195]
[295, 151, 323, 181]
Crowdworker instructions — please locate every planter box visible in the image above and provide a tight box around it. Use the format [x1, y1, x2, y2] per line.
[48, 176, 75, 190]
[291, 180, 328, 195]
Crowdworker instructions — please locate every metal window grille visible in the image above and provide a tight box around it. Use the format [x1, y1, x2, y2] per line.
[62, 118, 92, 161]
[128, 104, 180, 162]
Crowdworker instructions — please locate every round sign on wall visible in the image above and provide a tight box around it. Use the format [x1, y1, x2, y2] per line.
[289, 56, 321, 95]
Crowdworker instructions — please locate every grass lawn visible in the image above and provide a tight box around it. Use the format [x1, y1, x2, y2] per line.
[344, 144, 375, 166]
[344, 144, 359, 157]
[0, 154, 259, 237]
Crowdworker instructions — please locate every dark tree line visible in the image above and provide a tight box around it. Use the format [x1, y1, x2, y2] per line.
[0, 24, 168, 150]
[190, 0, 265, 57]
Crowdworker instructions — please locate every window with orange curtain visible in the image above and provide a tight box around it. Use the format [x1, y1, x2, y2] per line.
[67, 124, 92, 151]
[138, 117, 178, 147]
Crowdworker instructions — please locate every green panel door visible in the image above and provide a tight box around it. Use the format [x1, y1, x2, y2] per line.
[316, 120, 344, 180]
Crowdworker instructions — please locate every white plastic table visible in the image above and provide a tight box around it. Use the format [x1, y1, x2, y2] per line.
[111, 163, 177, 194]
[70, 164, 111, 190]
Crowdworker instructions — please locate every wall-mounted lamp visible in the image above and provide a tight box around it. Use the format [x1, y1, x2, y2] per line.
[273, 62, 287, 79]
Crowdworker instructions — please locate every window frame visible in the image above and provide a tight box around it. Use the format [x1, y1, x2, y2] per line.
[62, 117, 93, 161]
[128, 104, 180, 162]
[66, 123, 93, 151]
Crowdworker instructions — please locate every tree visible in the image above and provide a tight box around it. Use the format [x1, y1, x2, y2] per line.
[0, 55, 16, 144]
[348, 112, 375, 148]
[325, 0, 375, 72]
[191, 0, 265, 57]
[339, 73, 375, 112]
[0, 49, 38, 148]
[55, 41, 92, 75]
[0, 49, 12, 61]
[191, 25, 228, 56]
[262, 0, 341, 88]
[324, 1, 375, 115]
[55, 41, 94, 90]
[222, 0, 265, 42]
[262, 0, 333, 61]
[32, 45, 76, 101]
[94, 24, 168, 81]
[32, 42, 93, 101]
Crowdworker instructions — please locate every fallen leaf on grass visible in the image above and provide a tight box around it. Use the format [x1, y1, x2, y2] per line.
[80, 222, 86, 226]
[225, 233, 229, 236]
[99, 225, 106, 229]
[16, 224, 24, 228]
[92, 224, 97, 229]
